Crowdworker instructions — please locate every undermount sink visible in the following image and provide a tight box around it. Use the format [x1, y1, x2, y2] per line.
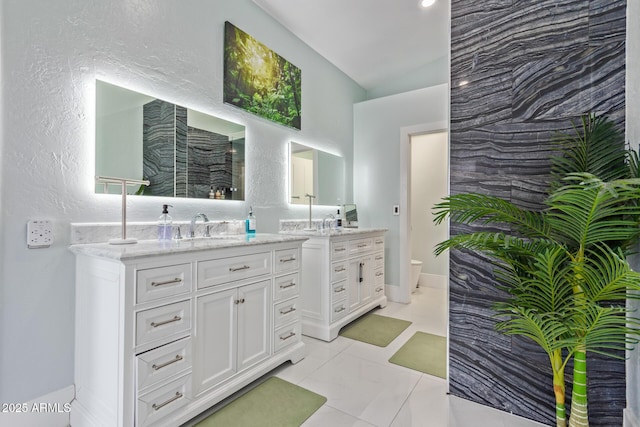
[180, 234, 245, 241]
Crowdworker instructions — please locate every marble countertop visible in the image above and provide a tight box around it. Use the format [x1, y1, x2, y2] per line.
[69, 233, 309, 261]
[278, 227, 387, 238]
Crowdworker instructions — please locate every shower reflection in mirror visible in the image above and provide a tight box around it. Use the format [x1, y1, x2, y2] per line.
[95, 80, 245, 200]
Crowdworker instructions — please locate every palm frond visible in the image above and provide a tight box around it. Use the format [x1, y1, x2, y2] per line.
[495, 307, 573, 355]
[550, 113, 628, 189]
[568, 303, 640, 358]
[546, 173, 640, 249]
[433, 193, 550, 238]
[578, 245, 640, 302]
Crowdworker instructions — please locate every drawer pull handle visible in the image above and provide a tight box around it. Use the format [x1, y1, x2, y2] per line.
[376, 256, 383, 260]
[334, 266, 346, 273]
[334, 306, 346, 313]
[357, 243, 368, 248]
[376, 240, 384, 244]
[279, 306, 296, 315]
[152, 391, 183, 411]
[235, 298, 246, 304]
[334, 248, 346, 252]
[151, 315, 181, 328]
[151, 278, 182, 287]
[280, 257, 297, 263]
[280, 332, 296, 341]
[334, 287, 346, 293]
[229, 265, 250, 272]
[376, 287, 384, 292]
[279, 282, 296, 289]
[376, 272, 384, 277]
[152, 355, 183, 371]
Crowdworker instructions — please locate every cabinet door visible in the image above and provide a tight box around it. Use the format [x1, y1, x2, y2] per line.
[348, 255, 373, 311]
[359, 255, 373, 306]
[348, 258, 362, 311]
[193, 288, 237, 396]
[237, 280, 271, 371]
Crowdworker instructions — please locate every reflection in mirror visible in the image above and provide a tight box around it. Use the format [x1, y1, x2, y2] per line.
[95, 80, 245, 200]
[290, 142, 344, 206]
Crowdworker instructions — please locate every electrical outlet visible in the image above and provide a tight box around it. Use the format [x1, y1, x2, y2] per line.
[393, 205, 400, 216]
[27, 220, 53, 248]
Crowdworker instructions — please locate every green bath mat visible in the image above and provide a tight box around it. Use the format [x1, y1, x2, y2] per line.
[195, 376, 326, 427]
[339, 313, 412, 347]
[389, 331, 447, 378]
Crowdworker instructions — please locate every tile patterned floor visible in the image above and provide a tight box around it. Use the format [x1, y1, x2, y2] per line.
[271, 285, 548, 427]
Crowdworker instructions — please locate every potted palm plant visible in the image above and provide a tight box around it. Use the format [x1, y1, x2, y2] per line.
[433, 114, 640, 427]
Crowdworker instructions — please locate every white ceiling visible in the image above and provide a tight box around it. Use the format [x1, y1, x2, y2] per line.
[252, 0, 450, 92]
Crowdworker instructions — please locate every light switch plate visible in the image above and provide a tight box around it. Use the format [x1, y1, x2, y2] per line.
[27, 220, 53, 248]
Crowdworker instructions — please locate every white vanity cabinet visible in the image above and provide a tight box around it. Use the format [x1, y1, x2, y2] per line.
[70, 235, 306, 427]
[298, 230, 387, 341]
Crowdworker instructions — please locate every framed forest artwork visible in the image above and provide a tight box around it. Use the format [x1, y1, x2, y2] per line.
[224, 21, 302, 130]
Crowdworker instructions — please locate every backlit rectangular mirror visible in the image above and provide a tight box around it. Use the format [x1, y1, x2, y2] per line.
[289, 142, 344, 206]
[96, 80, 246, 200]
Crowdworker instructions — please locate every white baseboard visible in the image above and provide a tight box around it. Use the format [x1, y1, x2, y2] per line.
[418, 273, 447, 290]
[625, 408, 640, 427]
[0, 385, 74, 427]
[386, 284, 408, 303]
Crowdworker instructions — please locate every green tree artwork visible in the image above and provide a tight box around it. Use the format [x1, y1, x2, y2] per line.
[224, 21, 302, 130]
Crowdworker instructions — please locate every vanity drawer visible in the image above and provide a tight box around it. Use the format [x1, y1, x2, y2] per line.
[331, 300, 348, 322]
[198, 252, 271, 289]
[373, 282, 385, 298]
[137, 337, 192, 392]
[330, 260, 348, 282]
[274, 298, 300, 328]
[331, 280, 348, 304]
[136, 300, 191, 348]
[374, 252, 385, 269]
[349, 238, 373, 255]
[331, 241, 348, 261]
[273, 272, 299, 302]
[373, 236, 385, 252]
[137, 373, 192, 427]
[374, 267, 385, 286]
[136, 263, 192, 304]
[274, 322, 301, 353]
[274, 247, 300, 273]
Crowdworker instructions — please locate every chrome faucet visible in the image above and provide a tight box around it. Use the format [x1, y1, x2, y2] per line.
[189, 213, 209, 238]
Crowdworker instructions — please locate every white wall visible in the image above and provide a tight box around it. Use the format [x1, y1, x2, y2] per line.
[353, 84, 448, 292]
[0, 0, 365, 404]
[411, 132, 448, 277]
[626, 0, 640, 424]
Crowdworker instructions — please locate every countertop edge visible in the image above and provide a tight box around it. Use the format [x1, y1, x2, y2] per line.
[69, 233, 309, 261]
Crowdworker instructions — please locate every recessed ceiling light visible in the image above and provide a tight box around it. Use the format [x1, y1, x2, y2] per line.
[421, 0, 436, 7]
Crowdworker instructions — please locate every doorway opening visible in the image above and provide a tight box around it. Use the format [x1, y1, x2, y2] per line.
[399, 123, 449, 304]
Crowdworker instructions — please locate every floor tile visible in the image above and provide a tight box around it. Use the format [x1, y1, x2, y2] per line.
[232, 285, 550, 426]
[298, 352, 422, 426]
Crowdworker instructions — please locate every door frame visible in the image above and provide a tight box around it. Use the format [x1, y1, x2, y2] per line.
[398, 121, 449, 304]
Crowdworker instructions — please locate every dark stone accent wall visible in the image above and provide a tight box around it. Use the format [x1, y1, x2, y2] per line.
[143, 99, 176, 197]
[186, 127, 232, 199]
[449, 1, 626, 425]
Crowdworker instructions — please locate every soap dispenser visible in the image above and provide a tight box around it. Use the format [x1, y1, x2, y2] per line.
[158, 204, 173, 241]
[245, 206, 256, 235]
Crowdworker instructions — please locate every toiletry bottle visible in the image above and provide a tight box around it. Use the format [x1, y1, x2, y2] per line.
[246, 206, 256, 235]
[335, 209, 343, 230]
[158, 204, 173, 241]
[209, 186, 216, 199]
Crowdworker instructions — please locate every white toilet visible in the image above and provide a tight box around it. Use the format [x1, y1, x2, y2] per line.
[411, 259, 423, 290]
